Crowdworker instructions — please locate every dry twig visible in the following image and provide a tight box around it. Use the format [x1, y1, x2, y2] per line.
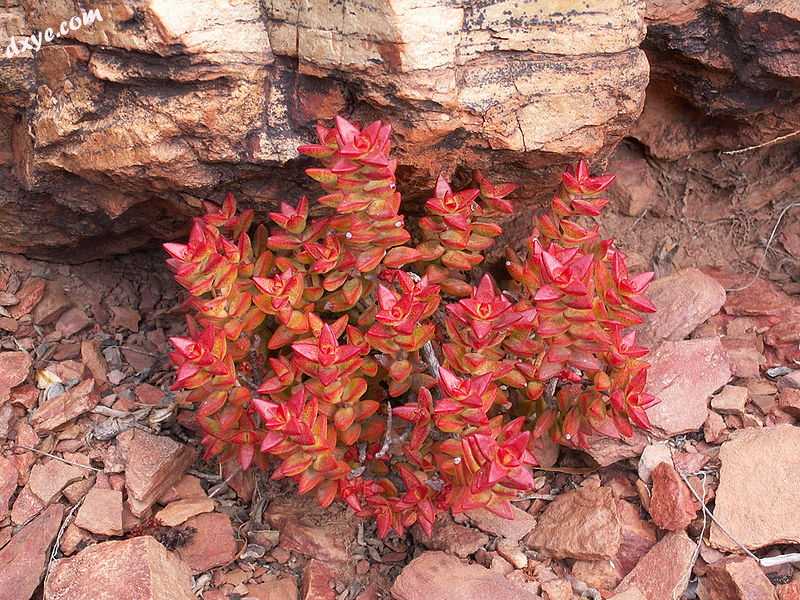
[13, 444, 101, 472]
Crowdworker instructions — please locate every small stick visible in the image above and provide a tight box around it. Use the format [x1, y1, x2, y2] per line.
[13, 444, 102, 472]
[759, 553, 800, 568]
[374, 402, 393, 459]
[676, 469, 760, 563]
[420, 340, 440, 379]
[725, 201, 800, 292]
[516, 492, 557, 501]
[208, 468, 242, 498]
[680, 473, 707, 600]
[721, 129, 800, 155]
[44, 496, 85, 590]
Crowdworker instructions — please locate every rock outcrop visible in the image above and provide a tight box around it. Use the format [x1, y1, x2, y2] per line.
[0, 0, 649, 261]
[610, 0, 800, 282]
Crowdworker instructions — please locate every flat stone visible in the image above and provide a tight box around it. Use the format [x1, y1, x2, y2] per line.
[496, 539, 527, 569]
[121, 429, 196, 516]
[572, 558, 622, 591]
[615, 499, 657, 575]
[155, 497, 215, 527]
[710, 385, 748, 416]
[777, 582, 800, 600]
[9, 384, 38, 409]
[721, 337, 764, 378]
[0, 456, 17, 519]
[247, 577, 299, 600]
[466, 505, 537, 542]
[704, 410, 728, 444]
[175, 512, 238, 573]
[527, 486, 621, 560]
[74, 487, 124, 536]
[615, 531, 695, 600]
[648, 462, 699, 532]
[722, 278, 792, 318]
[413, 515, 488, 558]
[55, 307, 92, 338]
[28, 460, 85, 504]
[0, 504, 64, 600]
[710, 425, 800, 551]
[777, 387, 800, 417]
[32, 281, 71, 325]
[391, 551, 541, 600]
[8, 278, 45, 320]
[80, 340, 108, 385]
[637, 268, 726, 347]
[11, 485, 46, 525]
[63, 478, 95, 504]
[0, 526, 10, 549]
[0, 351, 32, 399]
[697, 556, 776, 600]
[156, 474, 207, 504]
[637, 442, 673, 483]
[110, 306, 141, 332]
[0, 404, 13, 438]
[302, 559, 336, 600]
[266, 495, 355, 563]
[31, 378, 99, 433]
[583, 430, 648, 466]
[45, 536, 195, 600]
[609, 589, 647, 600]
[540, 578, 573, 600]
[59, 523, 93, 556]
[645, 338, 732, 436]
[135, 383, 165, 405]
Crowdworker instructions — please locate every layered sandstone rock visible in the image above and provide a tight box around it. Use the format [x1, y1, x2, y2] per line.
[0, 0, 648, 260]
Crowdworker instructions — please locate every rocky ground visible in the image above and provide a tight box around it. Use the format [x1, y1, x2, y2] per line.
[1, 247, 800, 600]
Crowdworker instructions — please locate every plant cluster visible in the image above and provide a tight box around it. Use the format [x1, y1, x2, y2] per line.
[165, 116, 658, 536]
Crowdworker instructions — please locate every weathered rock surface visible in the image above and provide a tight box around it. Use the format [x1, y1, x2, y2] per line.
[584, 430, 649, 467]
[710, 425, 800, 551]
[28, 460, 85, 504]
[641, 1, 800, 159]
[615, 499, 657, 575]
[45, 536, 195, 600]
[777, 582, 800, 600]
[0, 504, 64, 600]
[615, 531, 695, 600]
[637, 268, 726, 347]
[391, 551, 540, 600]
[711, 385, 748, 416]
[1, 1, 648, 261]
[0, 456, 16, 519]
[175, 512, 238, 573]
[30, 378, 99, 433]
[413, 515, 488, 558]
[302, 559, 336, 600]
[120, 429, 196, 516]
[0, 351, 31, 400]
[155, 497, 215, 527]
[618, 1, 800, 292]
[467, 505, 537, 543]
[266, 496, 356, 563]
[74, 487, 124, 536]
[648, 462, 698, 531]
[697, 556, 776, 600]
[645, 338, 732, 436]
[637, 442, 673, 483]
[528, 486, 621, 560]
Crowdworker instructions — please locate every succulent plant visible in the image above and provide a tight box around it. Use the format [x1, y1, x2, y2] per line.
[166, 115, 658, 536]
